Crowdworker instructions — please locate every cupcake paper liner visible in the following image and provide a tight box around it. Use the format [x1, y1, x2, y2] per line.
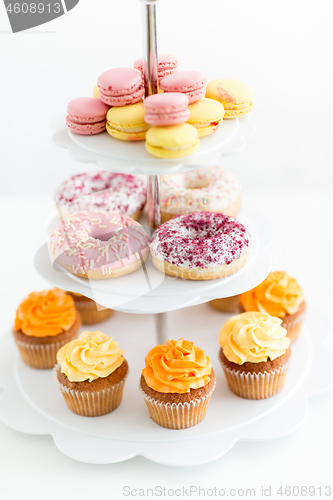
[73, 301, 113, 325]
[282, 313, 305, 344]
[220, 359, 291, 400]
[54, 367, 127, 417]
[14, 339, 72, 370]
[140, 379, 216, 430]
[210, 295, 241, 313]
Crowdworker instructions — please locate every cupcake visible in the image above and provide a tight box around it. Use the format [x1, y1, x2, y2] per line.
[209, 295, 241, 313]
[218, 311, 291, 399]
[13, 289, 81, 369]
[240, 271, 305, 343]
[140, 338, 215, 429]
[65, 291, 113, 325]
[55, 330, 128, 417]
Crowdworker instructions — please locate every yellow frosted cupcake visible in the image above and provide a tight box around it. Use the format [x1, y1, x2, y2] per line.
[140, 338, 215, 429]
[13, 289, 80, 369]
[240, 271, 306, 343]
[55, 330, 128, 417]
[218, 311, 291, 399]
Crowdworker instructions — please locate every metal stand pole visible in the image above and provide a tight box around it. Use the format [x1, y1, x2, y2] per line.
[141, 0, 160, 230]
[141, 1, 167, 343]
[155, 312, 167, 346]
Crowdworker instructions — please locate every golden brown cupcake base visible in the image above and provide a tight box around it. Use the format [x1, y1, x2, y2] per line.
[209, 295, 241, 313]
[282, 301, 306, 343]
[66, 292, 113, 325]
[140, 370, 216, 429]
[55, 359, 129, 417]
[219, 348, 291, 400]
[13, 314, 81, 369]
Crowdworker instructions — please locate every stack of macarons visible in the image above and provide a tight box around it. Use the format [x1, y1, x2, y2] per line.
[144, 93, 199, 158]
[66, 56, 254, 159]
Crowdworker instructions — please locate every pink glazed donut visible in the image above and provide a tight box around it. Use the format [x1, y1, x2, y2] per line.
[54, 171, 147, 221]
[150, 212, 250, 281]
[50, 211, 150, 280]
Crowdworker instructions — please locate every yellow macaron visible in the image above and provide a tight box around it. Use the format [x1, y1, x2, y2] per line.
[145, 123, 199, 159]
[187, 98, 225, 137]
[106, 103, 150, 141]
[93, 85, 100, 98]
[206, 79, 254, 119]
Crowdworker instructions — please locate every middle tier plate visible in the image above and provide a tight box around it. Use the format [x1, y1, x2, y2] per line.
[33, 207, 273, 314]
[52, 115, 256, 175]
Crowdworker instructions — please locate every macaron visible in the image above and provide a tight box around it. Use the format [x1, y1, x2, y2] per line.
[145, 123, 199, 159]
[93, 85, 99, 98]
[144, 93, 190, 126]
[66, 97, 110, 135]
[206, 79, 254, 119]
[160, 71, 207, 104]
[97, 68, 144, 107]
[134, 54, 178, 81]
[187, 97, 225, 137]
[106, 103, 149, 141]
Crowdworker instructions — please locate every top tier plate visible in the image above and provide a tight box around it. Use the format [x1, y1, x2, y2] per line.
[52, 115, 256, 175]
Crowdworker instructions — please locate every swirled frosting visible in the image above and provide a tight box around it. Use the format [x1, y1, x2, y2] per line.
[14, 289, 76, 337]
[57, 330, 125, 382]
[219, 311, 290, 364]
[142, 338, 212, 393]
[240, 271, 304, 318]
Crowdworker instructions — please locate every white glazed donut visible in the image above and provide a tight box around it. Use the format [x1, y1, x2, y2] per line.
[49, 210, 150, 280]
[160, 166, 241, 223]
[150, 212, 250, 281]
[54, 171, 147, 221]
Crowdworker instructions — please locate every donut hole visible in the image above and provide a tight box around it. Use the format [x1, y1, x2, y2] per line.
[184, 179, 210, 190]
[184, 223, 216, 240]
[89, 226, 121, 242]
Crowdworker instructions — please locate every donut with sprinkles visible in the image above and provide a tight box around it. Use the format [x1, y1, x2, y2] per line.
[160, 166, 241, 223]
[150, 211, 250, 280]
[54, 171, 147, 221]
[50, 210, 150, 280]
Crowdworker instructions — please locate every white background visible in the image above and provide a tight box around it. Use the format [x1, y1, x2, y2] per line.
[0, 1, 333, 499]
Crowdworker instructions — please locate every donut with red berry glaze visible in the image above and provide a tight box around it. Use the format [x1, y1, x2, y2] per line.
[54, 171, 147, 221]
[150, 212, 250, 280]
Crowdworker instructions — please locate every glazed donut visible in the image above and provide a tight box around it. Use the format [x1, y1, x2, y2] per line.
[150, 212, 250, 281]
[50, 210, 150, 280]
[160, 167, 241, 223]
[54, 171, 147, 221]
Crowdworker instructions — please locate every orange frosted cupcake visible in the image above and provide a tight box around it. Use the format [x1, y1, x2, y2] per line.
[55, 330, 128, 417]
[240, 271, 305, 343]
[13, 289, 81, 369]
[65, 292, 113, 325]
[140, 338, 215, 429]
[218, 311, 291, 399]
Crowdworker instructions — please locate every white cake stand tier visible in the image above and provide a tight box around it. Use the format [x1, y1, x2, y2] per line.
[52, 115, 256, 175]
[34, 207, 273, 314]
[0, 306, 331, 467]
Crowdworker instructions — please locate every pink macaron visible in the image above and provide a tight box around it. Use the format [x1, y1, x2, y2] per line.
[66, 97, 110, 135]
[144, 93, 190, 126]
[134, 54, 178, 81]
[97, 68, 144, 107]
[160, 71, 207, 104]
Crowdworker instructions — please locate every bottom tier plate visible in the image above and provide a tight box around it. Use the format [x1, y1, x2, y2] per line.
[0, 304, 332, 466]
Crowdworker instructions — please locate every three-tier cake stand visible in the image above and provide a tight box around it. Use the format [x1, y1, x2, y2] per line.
[0, 0, 332, 467]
